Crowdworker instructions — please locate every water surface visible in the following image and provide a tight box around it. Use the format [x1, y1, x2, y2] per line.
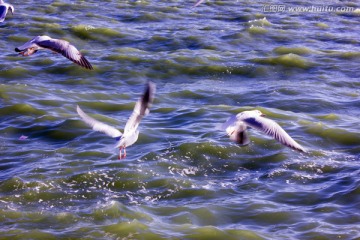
[0, 0, 360, 239]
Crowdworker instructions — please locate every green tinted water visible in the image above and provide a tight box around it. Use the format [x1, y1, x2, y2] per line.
[0, 0, 360, 239]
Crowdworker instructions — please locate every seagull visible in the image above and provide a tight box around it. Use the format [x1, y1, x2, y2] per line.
[193, 0, 205, 7]
[15, 35, 93, 70]
[0, 0, 14, 23]
[77, 82, 156, 159]
[223, 110, 307, 152]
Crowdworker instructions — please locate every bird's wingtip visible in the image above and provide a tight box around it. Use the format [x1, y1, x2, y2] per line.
[76, 105, 83, 114]
[300, 146, 308, 153]
[147, 81, 156, 92]
[145, 81, 156, 103]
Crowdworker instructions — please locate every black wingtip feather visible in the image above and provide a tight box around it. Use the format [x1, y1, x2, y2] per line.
[80, 55, 93, 70]
[73, 55, 93, 70]
[139, 81, 155, 115]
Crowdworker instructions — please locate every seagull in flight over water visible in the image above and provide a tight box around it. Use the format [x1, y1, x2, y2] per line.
[0, 0, 14, 23]
[223, 110, 307, 152]
[77, 82, 156, 159]
[193, 0, 205, 7]
[15, 35, 93, 69]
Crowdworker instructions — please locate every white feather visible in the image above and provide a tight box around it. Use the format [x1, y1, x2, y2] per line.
[225, 110, 307, 152]
[193, 0, 205, 7]
[16, 35, 93, 69]
[0, 1, 14, 23]
[76, 105, 122, 138]
[76, 82, 156, 157]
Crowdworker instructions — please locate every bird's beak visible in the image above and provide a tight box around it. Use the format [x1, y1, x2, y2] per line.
[261, 113, 266, 117]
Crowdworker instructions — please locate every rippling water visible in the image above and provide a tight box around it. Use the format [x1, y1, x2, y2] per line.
[1, 0, 360, 239]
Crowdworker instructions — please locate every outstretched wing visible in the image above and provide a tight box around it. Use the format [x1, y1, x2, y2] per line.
[123, 81, 156, 135]
[241, 116, 306, 152]
[77, 105, 122, 138]
[0, 5, 7, 22]
[221, 115, 238, 131]
[37, 39, 93, 70]
[193, 0, 205, 7]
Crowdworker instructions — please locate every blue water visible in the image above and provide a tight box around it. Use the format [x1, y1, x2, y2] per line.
[0, 0, 360, 239]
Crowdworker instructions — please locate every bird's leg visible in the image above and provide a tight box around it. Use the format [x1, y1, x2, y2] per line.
[118, 146, 123, 160]
[118, 146, 127, 160]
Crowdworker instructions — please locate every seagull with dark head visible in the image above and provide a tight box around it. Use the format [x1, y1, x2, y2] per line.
[0, 0, 14, 23]
[15, 35, 93, 70]
[223, 109, 307, 153]
[77, 82, 156, 159]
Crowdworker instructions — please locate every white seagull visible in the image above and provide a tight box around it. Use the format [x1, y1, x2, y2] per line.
[0, 0, 14, 23]
[223, 110, 307, 152]
[15, 35, 93, 70]
[77, 82, 156, 159]
[193, 0, 205, 7]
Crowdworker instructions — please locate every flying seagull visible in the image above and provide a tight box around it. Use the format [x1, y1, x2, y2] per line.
[193, 0, 205, 7]
[15, 35, 93, 70]
[77, 82, 156, 159]
[0, 0, 14, 23]
[223, 110, 307, 152]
